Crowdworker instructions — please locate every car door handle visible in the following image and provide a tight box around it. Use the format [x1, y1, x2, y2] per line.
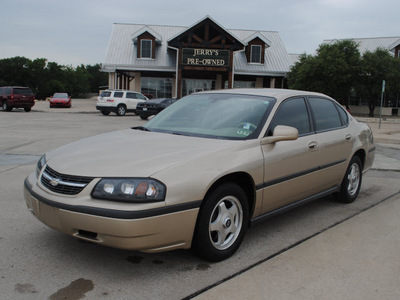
[345, 134, 352, 141]
[308, 141, 318, 151]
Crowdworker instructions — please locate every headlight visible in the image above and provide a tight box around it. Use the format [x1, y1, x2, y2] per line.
[92, 178, 166, 202]
[36, 155, 46, 177]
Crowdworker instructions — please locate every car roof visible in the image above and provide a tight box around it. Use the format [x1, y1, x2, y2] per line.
[199, 88, 332, 101]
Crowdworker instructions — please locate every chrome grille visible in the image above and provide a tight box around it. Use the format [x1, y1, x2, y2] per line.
[41, 165, 94, 195]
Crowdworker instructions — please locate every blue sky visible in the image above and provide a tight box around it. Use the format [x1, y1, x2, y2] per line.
[1, 0, 399, 66]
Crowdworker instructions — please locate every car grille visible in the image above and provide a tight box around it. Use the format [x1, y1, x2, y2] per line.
[140, 104, 157, 108]
[40, 165, 94, 195]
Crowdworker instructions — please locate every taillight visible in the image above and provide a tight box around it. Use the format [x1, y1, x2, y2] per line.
[107, 99, 114, 102]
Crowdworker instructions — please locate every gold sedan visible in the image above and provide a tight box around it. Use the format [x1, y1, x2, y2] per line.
[24, 89, 375, 262]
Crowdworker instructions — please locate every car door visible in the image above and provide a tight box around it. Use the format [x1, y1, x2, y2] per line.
[125, 92, 138, 110]
[260, 97, 323, 213]
[307, 97, 353, 190]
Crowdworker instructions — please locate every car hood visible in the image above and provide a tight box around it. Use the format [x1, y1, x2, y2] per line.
[45, 129, 238, 177]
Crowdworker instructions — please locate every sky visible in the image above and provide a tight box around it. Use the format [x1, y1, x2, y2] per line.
[1, 0, 400, 66]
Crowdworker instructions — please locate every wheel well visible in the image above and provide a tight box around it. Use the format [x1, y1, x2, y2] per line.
[203, 172, 256, 223]
[353, 149, 366, 169]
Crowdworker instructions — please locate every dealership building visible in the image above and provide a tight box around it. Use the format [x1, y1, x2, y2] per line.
[101, 16, 294, 99]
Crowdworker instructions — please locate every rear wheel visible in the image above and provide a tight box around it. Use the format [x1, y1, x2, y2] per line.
[2, 101, 12, 111]
[24, 107, 31, 112]
[192, 183, 249, 262]
[140, 116, 148, 120]
[116, 105, 126, 116]
[334, 156, 362, 203]
[101, 110, 110, 115]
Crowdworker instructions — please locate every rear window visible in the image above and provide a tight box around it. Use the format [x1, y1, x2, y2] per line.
[14, 88, 33, 96]
[100, 91, 111, 97]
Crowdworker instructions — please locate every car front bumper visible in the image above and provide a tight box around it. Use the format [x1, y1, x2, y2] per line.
[24, 173, 200, 252]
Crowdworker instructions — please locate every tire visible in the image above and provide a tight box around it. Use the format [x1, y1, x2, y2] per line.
[334, 156, 362, 203]
[140, 116, 148, 120]
[3, 101, 12, 111]
[101, 110, 110, 116]
[192, 183, 249, 262]
[116, 105, 126, 116]
[24, 107, 31, 112]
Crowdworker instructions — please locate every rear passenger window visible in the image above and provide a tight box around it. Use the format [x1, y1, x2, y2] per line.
[114, 92, 124, 98]
[268, 97, 311, 136]
[308, 97, 342, 131]
[336, 103, 349, 126]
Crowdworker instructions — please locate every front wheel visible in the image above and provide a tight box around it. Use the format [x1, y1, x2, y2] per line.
[192, 183, 249, 262]
[24, 107, 31, 112]
[334, 156, 362, 203]
[116, 105, 126, 116]
[101, 110, 110, 115]
[140, 116, 148, 120]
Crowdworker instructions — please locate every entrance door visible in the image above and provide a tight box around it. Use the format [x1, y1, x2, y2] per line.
[182, 79, 215, 97]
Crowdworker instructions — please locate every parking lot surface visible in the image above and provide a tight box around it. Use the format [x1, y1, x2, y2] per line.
[1, 99, 399, 299]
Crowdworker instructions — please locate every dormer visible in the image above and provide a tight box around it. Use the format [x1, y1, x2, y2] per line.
[244, 33, 271, 64]
[132, 26, 162, 59]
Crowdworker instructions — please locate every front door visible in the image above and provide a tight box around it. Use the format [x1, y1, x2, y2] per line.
[260, 97, 322, 213]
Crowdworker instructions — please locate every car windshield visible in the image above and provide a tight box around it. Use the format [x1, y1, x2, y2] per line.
[143, 93, 275, 140]
[53, 93, 68, 98]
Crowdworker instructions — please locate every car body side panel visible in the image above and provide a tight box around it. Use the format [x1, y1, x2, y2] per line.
[260, 136, 325, 213]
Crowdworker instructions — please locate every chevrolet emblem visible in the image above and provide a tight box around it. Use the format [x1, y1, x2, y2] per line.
[50, 178, 61, 187]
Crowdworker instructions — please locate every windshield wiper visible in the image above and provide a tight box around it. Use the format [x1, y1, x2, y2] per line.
[132, 126, 151, 132]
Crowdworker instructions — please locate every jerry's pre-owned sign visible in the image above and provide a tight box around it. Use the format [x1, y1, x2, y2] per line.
[182, 48, 230, 67]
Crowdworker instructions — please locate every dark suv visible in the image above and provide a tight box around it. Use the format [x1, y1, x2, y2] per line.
[0, 86, 35, 112]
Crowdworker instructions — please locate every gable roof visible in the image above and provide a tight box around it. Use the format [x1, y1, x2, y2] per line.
[102, 19, 293, 75]
[132, 26, 162, 43]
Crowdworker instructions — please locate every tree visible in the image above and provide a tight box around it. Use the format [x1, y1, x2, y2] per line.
[287, 40, 361, 107]
[0, 56, 106, 99]
[356, 49, 400, 116]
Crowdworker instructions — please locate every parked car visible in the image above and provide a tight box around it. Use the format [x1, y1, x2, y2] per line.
[136, 98, 177, 120]
[49, 93, 71, 108]
[0, 86, 35, 112]
[96, 89, 148, 116]
[24, 89, 375, 262]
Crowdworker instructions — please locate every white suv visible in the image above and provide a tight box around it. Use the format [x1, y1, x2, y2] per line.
[96, 89, 148, 116]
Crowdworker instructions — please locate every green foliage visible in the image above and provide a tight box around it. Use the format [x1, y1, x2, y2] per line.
[288, 40, 361, 105]
[356, 49, 400, 116]
[0, 56, 108, 99]
[287, 40, 400, 116]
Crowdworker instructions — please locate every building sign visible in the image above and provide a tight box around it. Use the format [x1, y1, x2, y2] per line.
[182, 48, 230, 67]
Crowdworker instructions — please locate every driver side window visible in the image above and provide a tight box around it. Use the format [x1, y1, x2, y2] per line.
[268, 97, 311, 136]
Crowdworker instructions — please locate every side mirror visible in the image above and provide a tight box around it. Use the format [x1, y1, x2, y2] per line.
[261, 125, 299, 145]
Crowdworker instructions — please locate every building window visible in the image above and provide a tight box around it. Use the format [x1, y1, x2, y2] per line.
[224, 81, 255, 89]
[250, 45, 262, 63]
[141, 77, 172, 99]
[182, 79, 215, 97]
[141, 40, 152, 58]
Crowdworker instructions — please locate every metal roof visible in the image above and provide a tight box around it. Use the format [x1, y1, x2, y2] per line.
[102, 22, 293, 76]
[323, 37, 400, 55]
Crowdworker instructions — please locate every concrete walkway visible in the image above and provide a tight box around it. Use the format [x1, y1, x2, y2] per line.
[193, 117, 400, 300]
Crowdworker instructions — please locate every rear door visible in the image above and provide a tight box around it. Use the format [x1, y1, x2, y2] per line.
[307, 97, 352, 189]
[261, 97, 322, 213]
